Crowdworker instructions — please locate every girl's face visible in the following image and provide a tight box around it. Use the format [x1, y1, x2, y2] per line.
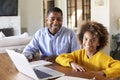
[83, 31, 100, 54]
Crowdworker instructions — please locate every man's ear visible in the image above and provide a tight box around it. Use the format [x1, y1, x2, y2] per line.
[46, 18, 48, 22]
[45, 18, 49, 26]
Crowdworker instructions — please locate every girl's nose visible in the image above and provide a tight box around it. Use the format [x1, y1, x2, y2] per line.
[86, 40, 92, 45]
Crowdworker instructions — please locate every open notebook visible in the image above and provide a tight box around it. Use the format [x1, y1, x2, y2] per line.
[6, 49, 64, 80]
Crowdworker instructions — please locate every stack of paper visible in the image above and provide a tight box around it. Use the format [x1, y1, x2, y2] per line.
[56, 76, 91, 80]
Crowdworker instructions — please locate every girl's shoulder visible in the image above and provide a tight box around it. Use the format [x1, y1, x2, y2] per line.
[72, 49, 86, 55]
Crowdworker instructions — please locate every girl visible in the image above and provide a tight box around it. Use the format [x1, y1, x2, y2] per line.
[56, 21, 120, 78]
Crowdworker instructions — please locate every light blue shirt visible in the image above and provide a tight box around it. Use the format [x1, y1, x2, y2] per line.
[23, 27, 80, 59]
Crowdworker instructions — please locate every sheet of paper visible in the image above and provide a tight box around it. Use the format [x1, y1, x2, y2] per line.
[30, 60, 52, 67]
[56, 76, 90, 80]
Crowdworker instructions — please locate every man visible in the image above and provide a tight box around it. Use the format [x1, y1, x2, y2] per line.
[23, 7, 80, 61]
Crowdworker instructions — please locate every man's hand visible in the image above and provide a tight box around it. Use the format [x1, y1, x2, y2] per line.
[44, 55, 57, 62]
[70, 62, 86, 72]
[22, 52, 33, 61]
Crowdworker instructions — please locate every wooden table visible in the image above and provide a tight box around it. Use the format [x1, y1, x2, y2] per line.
[48, 64, 110, 80]
[0, 53, 114, 80]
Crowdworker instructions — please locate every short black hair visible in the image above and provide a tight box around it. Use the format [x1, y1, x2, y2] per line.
[47, 7, 63, 17]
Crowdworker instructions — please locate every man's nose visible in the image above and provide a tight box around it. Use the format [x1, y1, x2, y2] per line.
[53, 19, 59, 25]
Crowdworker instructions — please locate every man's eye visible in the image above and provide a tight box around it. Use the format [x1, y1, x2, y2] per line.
[48, 17, 62, 21]
[49, 18, 54, 21]
[57, 18, 62, 21]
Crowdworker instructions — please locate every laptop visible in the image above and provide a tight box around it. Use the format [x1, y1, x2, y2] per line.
[6, 49, 64, 80]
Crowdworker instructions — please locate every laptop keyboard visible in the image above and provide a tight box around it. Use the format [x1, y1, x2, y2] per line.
[33, 68, 52, 79]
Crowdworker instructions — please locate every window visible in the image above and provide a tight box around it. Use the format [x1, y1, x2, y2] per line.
[67, 0, 90, 30]
[67, 0, 78, 28]
[82, 0, 91, 21]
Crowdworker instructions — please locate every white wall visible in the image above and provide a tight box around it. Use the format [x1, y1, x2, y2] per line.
[91, 0, 120, 54]
[91, 0, 110, 54]
[110, 0, 120, 34]
[91, 0, 110, 30]
[19, 0, 43, 36]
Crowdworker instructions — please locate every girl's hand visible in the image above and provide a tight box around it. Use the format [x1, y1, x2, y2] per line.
[70, 62, 86, 72]
[96, 71, 106, 77]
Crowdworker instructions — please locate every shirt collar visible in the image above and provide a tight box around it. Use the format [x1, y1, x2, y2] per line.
[46, 27, 63, 37]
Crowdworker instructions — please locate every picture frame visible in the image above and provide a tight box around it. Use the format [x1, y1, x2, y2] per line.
[0, 0, 18, 16]
[93, 0, 107, 9]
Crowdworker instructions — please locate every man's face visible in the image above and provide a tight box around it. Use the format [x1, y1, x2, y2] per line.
[46, 12, 63, 35]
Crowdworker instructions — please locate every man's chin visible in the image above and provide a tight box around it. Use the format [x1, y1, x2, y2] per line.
[52, 28, 59, 32]
[50, 30, 58, 35]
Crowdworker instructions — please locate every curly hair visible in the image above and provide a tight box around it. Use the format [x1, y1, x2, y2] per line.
[78, 21, 109, 51]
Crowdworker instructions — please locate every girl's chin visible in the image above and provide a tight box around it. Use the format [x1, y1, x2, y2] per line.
[85, 48, 92, 52]
[84, 47, 91, 50]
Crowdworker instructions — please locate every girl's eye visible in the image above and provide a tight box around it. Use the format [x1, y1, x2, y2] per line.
[91, 38, 97, 43]
[83, 38, 87, 41]
[91, 39, 94, 42]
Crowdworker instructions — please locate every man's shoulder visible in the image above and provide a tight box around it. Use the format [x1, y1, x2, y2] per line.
[36, 27, 47, 33]
[62, 27, 74, 33]
[34, 27, 48, 37]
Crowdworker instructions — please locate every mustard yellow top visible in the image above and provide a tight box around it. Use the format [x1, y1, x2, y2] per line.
[56, 49, 120, 78]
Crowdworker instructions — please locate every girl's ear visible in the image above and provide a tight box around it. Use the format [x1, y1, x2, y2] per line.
[97, 40, 100, 46]
[97, 43, 100, 46]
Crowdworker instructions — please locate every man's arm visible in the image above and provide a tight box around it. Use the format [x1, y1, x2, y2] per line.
[22, 30, 41, 61]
